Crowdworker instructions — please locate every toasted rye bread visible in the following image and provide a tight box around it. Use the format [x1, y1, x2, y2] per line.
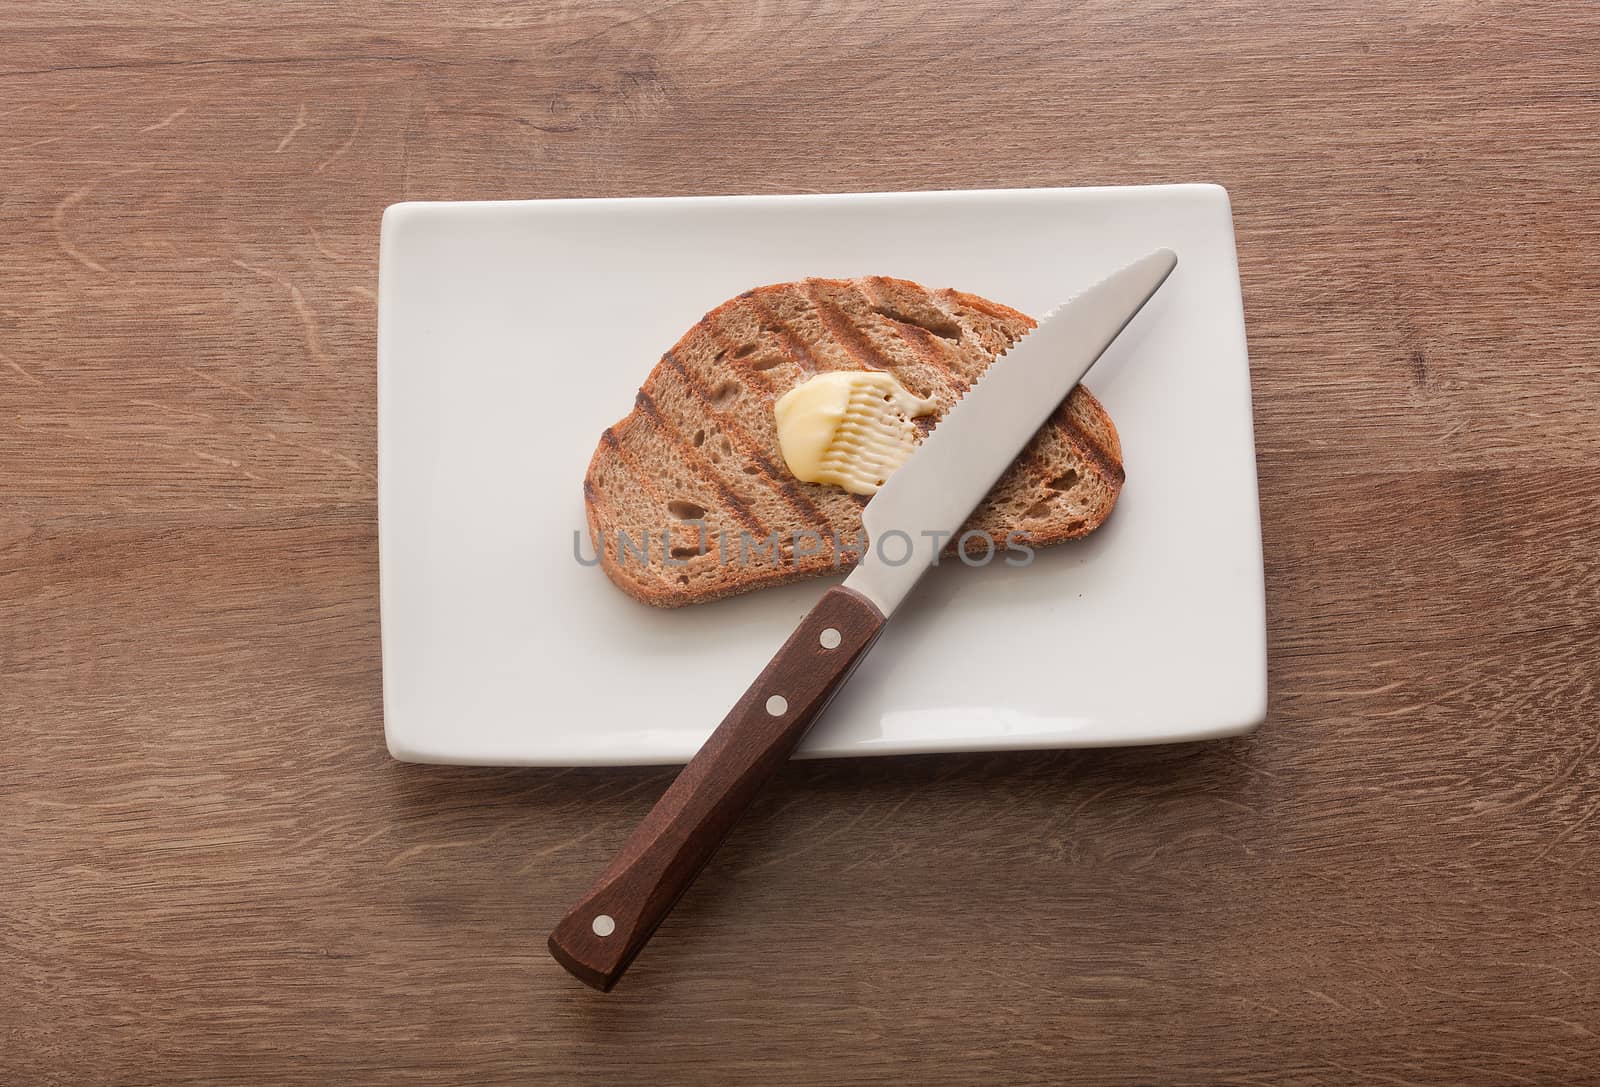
[584, 277, 1125, 607]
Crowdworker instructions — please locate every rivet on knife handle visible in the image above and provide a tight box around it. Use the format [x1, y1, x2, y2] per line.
[548, 586, 887, 991]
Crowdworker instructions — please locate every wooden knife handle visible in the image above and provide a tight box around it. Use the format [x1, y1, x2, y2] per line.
[548, 585, 887, 991]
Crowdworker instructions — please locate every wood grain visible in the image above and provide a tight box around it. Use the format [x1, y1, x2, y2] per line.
[2, 1, 1597, 1083]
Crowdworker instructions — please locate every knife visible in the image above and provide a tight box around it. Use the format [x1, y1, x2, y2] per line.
[549, 248, 1179, 991]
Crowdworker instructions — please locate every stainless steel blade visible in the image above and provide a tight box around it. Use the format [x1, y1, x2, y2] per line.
[843, 248, 1178, 615]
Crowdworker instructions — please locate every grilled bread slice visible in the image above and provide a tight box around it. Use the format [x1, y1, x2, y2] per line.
[583, 277, 1125, 607]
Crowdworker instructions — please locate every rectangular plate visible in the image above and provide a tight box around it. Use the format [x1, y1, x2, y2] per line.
[378, 185, 1265, 765]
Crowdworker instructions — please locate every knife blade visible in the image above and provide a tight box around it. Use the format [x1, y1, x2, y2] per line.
[548, 249, 1179, 991]
[848, 247, 1179, 614]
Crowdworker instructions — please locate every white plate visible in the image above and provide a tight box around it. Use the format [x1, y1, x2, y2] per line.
[378, 185, 1265, 765]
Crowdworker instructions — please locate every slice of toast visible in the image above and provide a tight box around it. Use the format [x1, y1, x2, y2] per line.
[583, 277, 1125, 607]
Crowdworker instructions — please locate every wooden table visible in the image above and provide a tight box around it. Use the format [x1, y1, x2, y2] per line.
[5, 3, 1597, 1082]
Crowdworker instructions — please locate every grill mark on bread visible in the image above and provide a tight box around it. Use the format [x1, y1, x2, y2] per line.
[866, 275, 979, 355]
[758, 454, 836, 538]
[1056, 402, 1124, 485]
[595, 416, 730, 605]
[940, 288, 1030, 325]
[704, 307, 780, 397]
[881, 322, 972, 412]
[596, 424, 676, 542]
[892, 318, 964, 384]
[1061, 389, 1124, 481]
[886, 315, 937, 358]
[634, 389, 766, 537]
[858, 281, 974, 402]
[580, 477, 611, 559]
[938, 290, 1034, 361]
[976, 401, 1116, 492]
[803, 282, 899, 374]
[743, 292, 819, 373]
[887, 290, 1114, 487]
[660, 351, 832, 536]
[581, 477, 611, 526]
